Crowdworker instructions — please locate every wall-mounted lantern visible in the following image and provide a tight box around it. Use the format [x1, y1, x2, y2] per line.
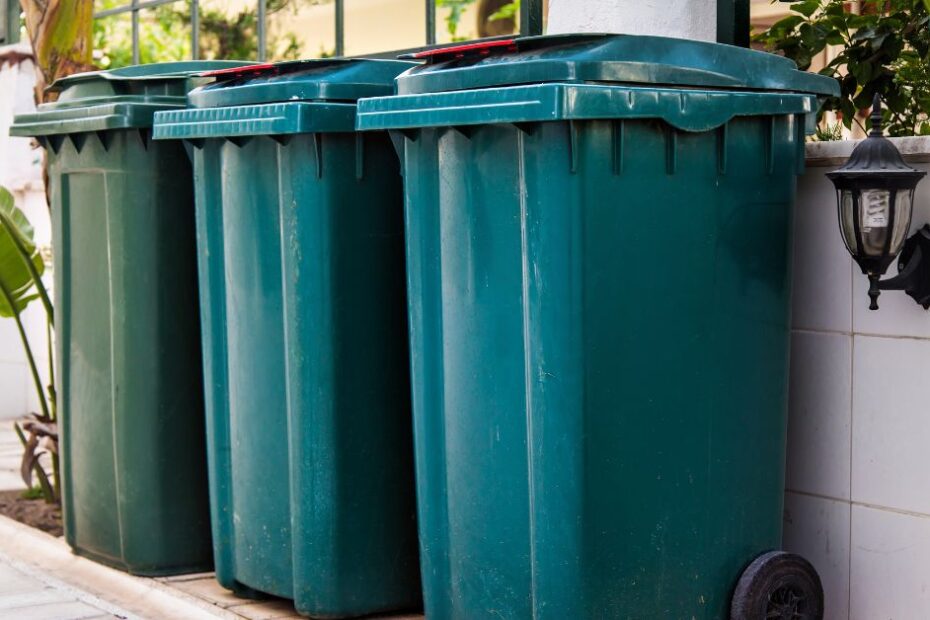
[827, 94, 927, 310]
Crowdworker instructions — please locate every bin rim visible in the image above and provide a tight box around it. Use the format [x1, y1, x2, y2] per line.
[355, 82, 823, 134]
[48, 60, 257, 92]
[152, 101, 358, 140]
[393, 33, 840, 99]
[197, 57, 404, 80]
[10, 61, 257, 138]
[185, 57, 416, 110]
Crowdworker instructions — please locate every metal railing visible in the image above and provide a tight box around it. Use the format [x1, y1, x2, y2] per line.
[91, 0, 544, 63]
[4, 0, 748, 62]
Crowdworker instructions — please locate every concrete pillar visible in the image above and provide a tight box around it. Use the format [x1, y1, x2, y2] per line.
[546, 0, 718, 42]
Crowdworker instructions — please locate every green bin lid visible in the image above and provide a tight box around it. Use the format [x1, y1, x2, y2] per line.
[151, 58, 416, 140]
[10, 61, 256, 137]
[187, 58, 418, 108]
[396, 34, 839, 97]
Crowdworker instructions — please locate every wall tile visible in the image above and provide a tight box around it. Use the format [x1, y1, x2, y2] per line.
[850, 504, 930, 620]
[852, 335, 930, 514]
[783, 491, 851, 620]
[24, 375, 47, 418]
[852, 272, 930, 339]
[0, 362, 27, 421]
[791, 165, 853, 333]
[0, 319, 23, 364]
[0, 301, 48, 366]
[21, 304, 48, 352]
[786, 330, 852, 500]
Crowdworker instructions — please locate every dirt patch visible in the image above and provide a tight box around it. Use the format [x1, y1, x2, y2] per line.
[0, 489, 62, 537]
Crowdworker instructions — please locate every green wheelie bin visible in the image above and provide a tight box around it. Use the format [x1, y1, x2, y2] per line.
[151, 59, 421, 618]
[356, 35, 839, 619]
[10, 61, 250, 576]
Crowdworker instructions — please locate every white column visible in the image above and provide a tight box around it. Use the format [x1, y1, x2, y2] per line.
[546, 0, 718, 42]
[0, 44, 50, 422]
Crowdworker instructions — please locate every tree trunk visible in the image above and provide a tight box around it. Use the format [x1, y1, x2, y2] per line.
[18, 0, 95, 103]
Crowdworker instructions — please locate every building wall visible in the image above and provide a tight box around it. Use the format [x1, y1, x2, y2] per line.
[785, 137, 930, 620]
[264, 0, 505, 58]
[0, 45, 51, 422]
[548, 0, 717, 40]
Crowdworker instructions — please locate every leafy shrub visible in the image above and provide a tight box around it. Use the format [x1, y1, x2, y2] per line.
[754, 0, 930, 136]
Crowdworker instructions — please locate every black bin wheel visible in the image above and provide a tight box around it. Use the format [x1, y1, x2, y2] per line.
[730, 550, 824, 620]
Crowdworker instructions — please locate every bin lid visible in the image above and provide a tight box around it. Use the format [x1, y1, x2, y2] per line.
[10, 61, 255, 137]
[187, 58, 418, 109]
[395, 34, 839, 97]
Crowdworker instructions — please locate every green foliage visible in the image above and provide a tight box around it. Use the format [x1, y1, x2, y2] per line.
[437, 0, 477, 40]
[0, 187, 58, 505]
[93, 0, 305, 69]
[186, 0, 302, 62]
[813, 120, 845, 141]
[754, 0, 930, 136]
[489, 0, 518, 22]
[93, 3, 189, 68]
[439, 0, 521, 40]
[20, 486, 45, 501]
[0, 188, 44, 319]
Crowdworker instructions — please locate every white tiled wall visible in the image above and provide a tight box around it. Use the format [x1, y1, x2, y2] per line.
[783, 491, 851, 620]
[0, 46, 50, 422]
[787, 137, 930, 620]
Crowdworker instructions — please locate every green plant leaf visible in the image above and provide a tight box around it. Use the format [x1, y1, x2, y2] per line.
[771, 15, 806, 32]
[0, 188, 44, 319]
[0, 210, 52, 323]
[436, 0, 478, 37]
[489, 0, 518, 22]
[0, 188, 34, 240]
[758, 0, 930, 137]
[794, 0, 822, 17]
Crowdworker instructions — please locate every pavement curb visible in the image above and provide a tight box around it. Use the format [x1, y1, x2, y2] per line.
[0, 514, 234, 620]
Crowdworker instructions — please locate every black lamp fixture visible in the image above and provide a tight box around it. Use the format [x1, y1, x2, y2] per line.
[827, 94, 928, 310]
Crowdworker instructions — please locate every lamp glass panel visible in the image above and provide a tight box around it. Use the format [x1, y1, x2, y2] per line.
[839, 190, 858, 254]
[890, 189, 916, 256]
[858, 188, 892, 257]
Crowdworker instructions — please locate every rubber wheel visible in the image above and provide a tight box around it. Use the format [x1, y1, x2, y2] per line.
[730, 551, 824, 620]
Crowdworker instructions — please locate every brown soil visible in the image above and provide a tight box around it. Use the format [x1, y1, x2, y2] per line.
[0, 489, 63, 537]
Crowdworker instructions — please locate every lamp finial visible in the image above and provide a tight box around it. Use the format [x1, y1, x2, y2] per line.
[870, 93, 884, 137]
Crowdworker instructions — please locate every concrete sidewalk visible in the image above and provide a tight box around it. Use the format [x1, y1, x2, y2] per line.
[0, 515, 240, 620]
[0, 421, 423, 620]
[0, 514, 423, 620]
[0, 551, 134, 620]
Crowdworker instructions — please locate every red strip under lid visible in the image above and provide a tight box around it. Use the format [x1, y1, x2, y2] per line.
[413, 39, 517, 62]
[200, 63, 276, 78]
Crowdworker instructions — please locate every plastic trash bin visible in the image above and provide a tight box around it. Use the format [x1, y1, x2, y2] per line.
[152, 59, 421, 618]
[9, 61, 251, 575]
[356, 34, 839, 619]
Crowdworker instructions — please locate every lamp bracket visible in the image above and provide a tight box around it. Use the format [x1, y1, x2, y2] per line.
[877, 224, 930, 310]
